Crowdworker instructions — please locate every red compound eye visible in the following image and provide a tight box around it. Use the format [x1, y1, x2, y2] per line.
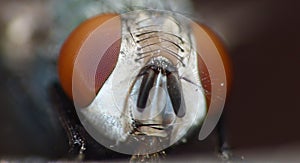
[58, 14, 121, 107]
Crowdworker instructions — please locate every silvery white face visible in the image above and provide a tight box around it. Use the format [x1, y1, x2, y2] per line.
[73, 10, 207, 155]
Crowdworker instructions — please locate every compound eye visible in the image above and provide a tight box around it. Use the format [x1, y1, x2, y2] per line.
[58, 14, 121, 107]
[191, 21, 232, 140]
[193, 23, 232, 109]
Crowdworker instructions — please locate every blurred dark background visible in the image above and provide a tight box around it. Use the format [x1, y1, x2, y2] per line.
[0, 0, 299, 161]
[193, 0, 300, 148]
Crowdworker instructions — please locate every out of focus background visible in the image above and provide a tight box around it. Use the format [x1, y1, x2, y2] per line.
[0, 0, 299, 161]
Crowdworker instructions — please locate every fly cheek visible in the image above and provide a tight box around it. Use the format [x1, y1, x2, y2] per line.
[193, 23, 232, 110]
[58, 14, 121, 108]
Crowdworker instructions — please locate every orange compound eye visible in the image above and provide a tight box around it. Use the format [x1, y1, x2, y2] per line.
[193, 23, 232, 108]
[191, 21, 232, 140]
[58, 14, 121, 107]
